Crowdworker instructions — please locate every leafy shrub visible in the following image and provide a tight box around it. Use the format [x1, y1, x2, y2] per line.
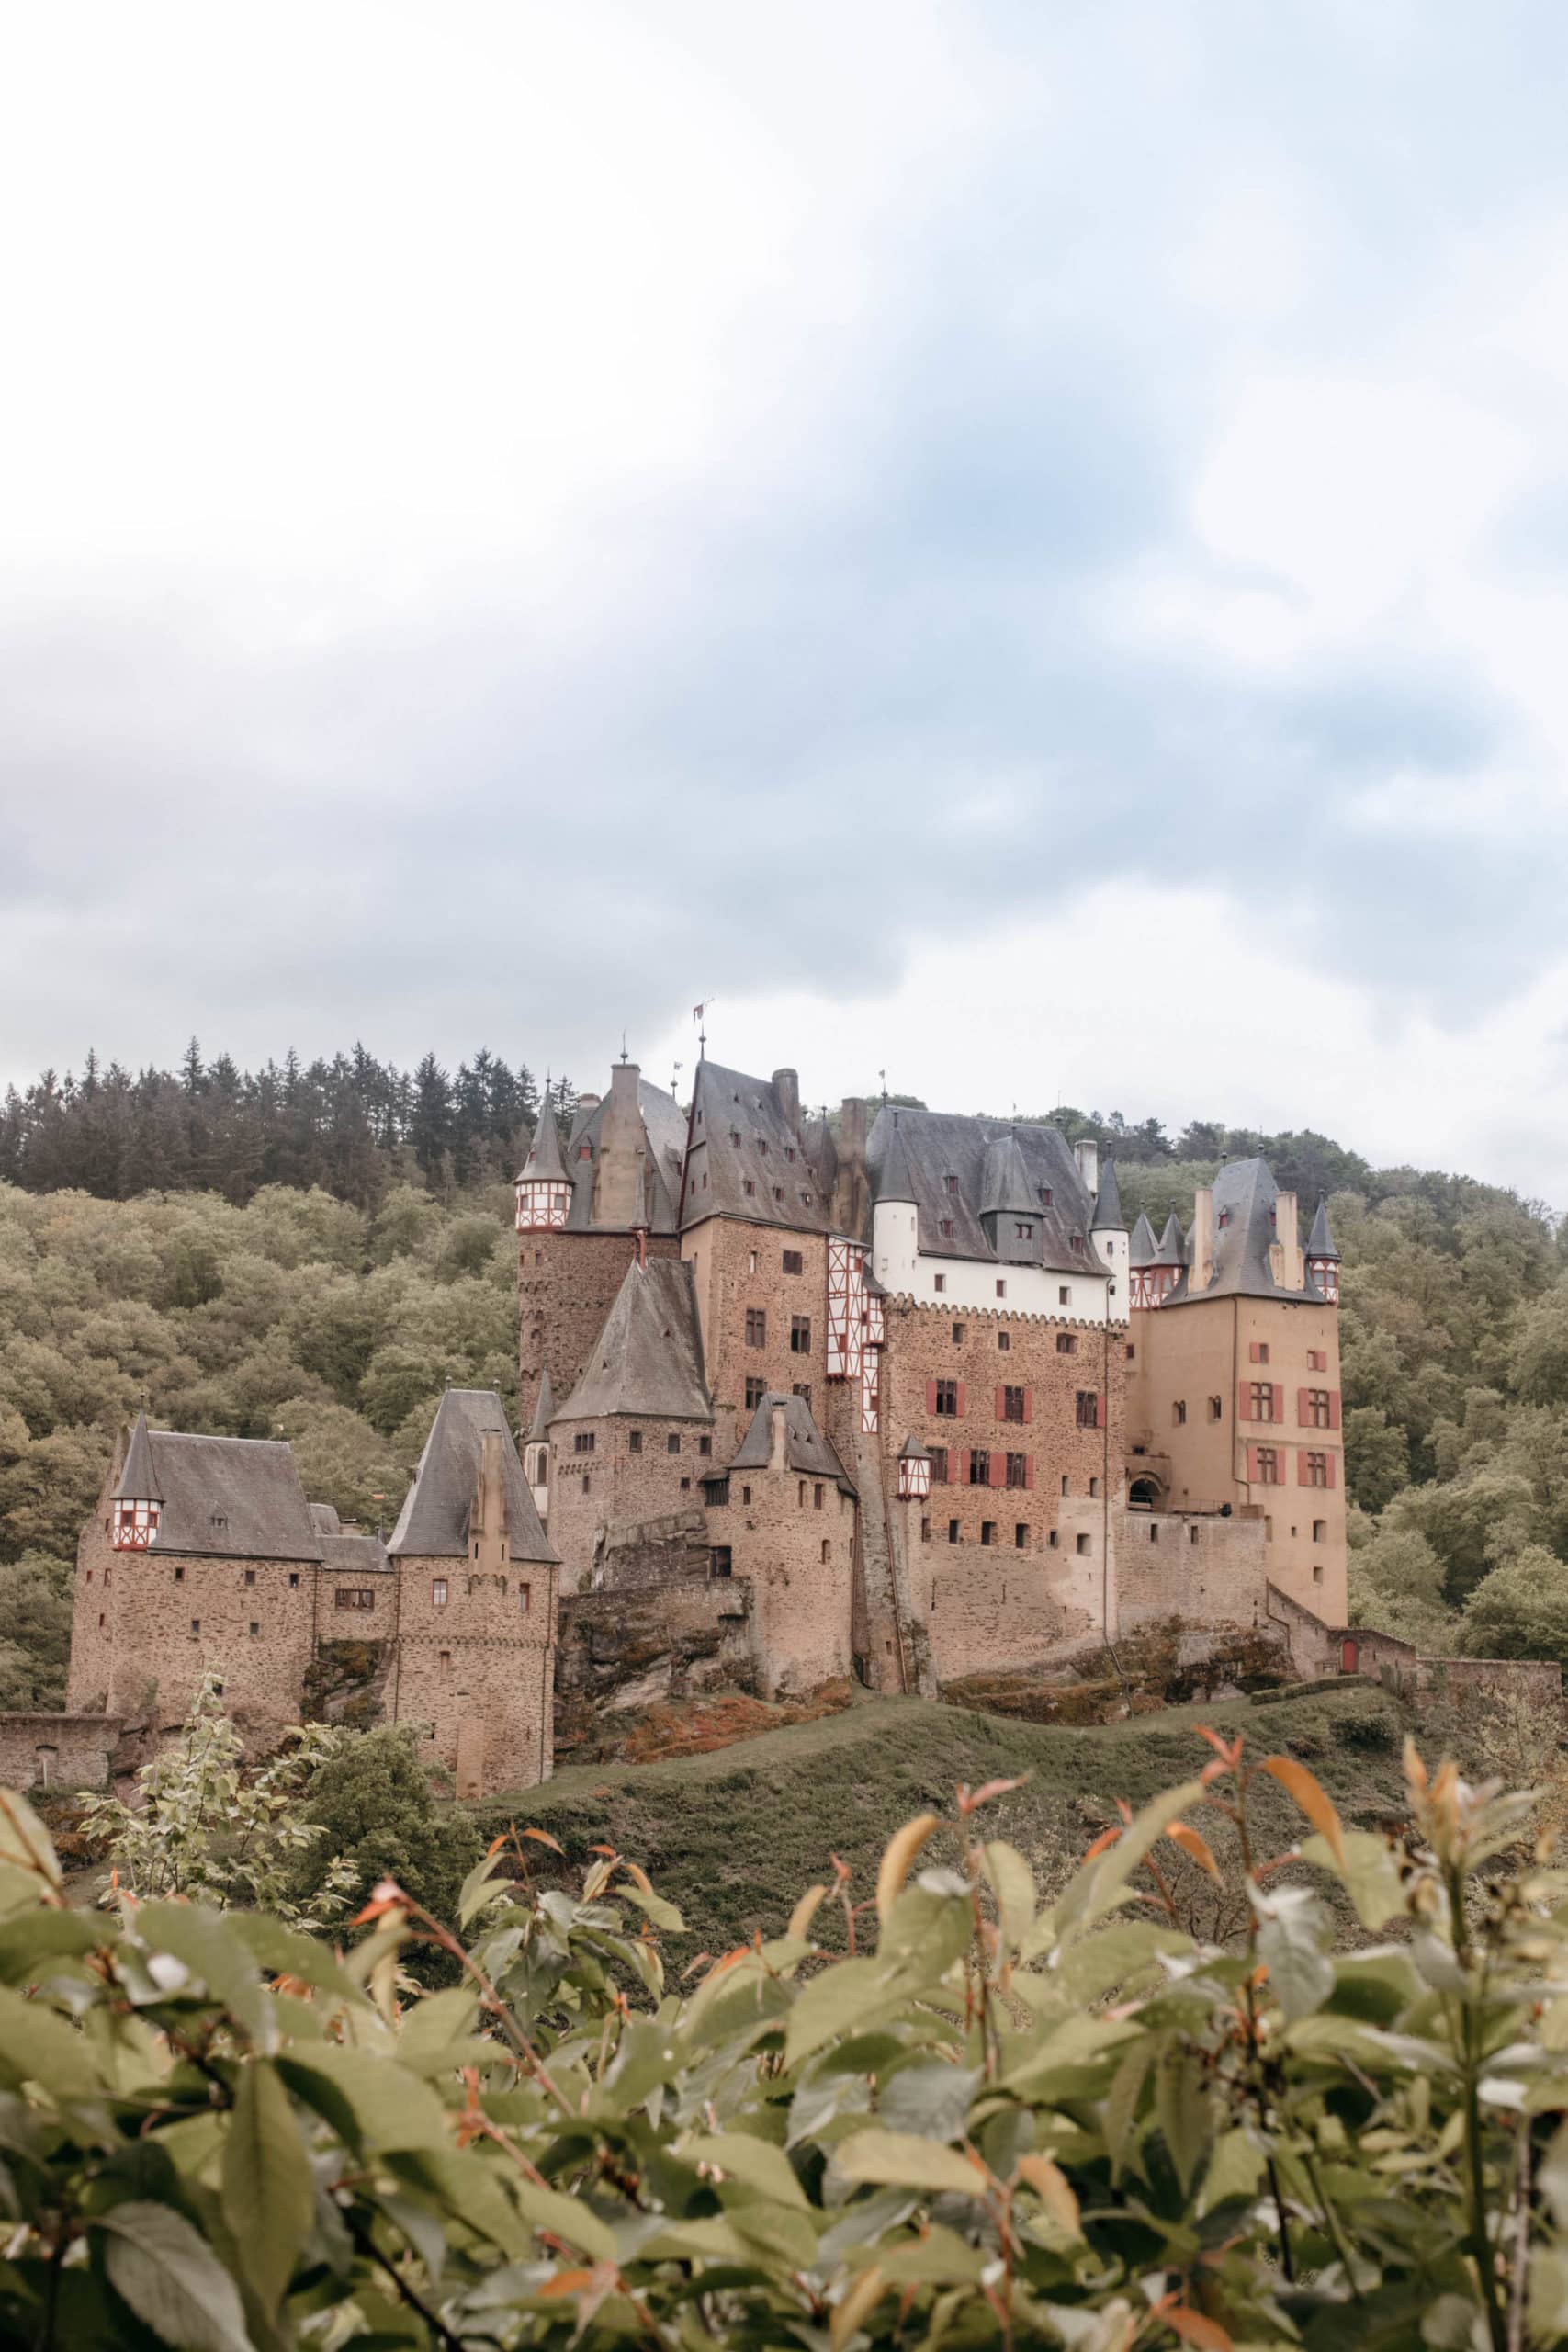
[0, 1733, 1566, 2344]
[287, 1721, 483, 1934]
[1332, 1700, 1399, 1751]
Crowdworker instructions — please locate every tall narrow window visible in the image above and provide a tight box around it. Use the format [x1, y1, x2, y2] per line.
[968, 1448, 989, 1486]
[745, 1308, 766, 1348]
[790, 1315, 811, 1353]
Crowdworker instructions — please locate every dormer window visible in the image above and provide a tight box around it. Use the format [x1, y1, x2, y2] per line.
[945, 1174, 958, 1195]
[757, 1140, 768, 1156]
[111, 1498, 161, 1551]
[1014, 1222, 1032, 1241]
[578, 1143, 592, 1160]
[1038, 1187, 1053, 1207]
[1070, 1235, 1083, 1254]
[785, 1146, 795, 1162]
[730, 1130, 740, 1146]
[939, 1218, 954, 1238]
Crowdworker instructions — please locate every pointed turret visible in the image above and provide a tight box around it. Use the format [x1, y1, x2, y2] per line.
[1306, 1194, 1341, 1304]
[1090, 1159, 1126, 1231]
[897, 1435, 932, 1500]
[523, 1367, 554, 1516]
[1130, 1211, 1159, 1267]
[874, 1113, 916, 1205]
[110, 1411, 164, 1549]
[979, 1131, 1041, 1263]
[515, 1098, 571, 1232]
[526, 1365, 555, 1445]
[1157, 1213, 1187, 1265]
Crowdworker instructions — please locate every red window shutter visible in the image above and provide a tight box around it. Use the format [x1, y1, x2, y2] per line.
[996, 1385, 1007, 1421]
[1248, 1340, 1262, 1363]
[1022, 1386, 1032, 1425]
[1296, 1449, 1308, 1486]
[1273, 1384, 1286, 1422]
[955, 1381, 967, 1417]
[925, 1380, 937, 1416]
[957, 1449, 970, 1485]
[989, 1452, 1006, 1487]
[1328, 1393, 1341, 1430]
[1297, 1386, 1310, 1426]
[1237, 1381, 1251, 1423]
[1325, 1452, 1337, 1489]
[1246, 1443, 1258, 1482]
[1024, 1455, 1034, 1490]
[1096, 1393, 1106, 1429]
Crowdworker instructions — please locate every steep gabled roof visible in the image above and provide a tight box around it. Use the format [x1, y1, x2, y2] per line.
[113, 1412, 164, 1502]
[1156, 1213, 1188, 1267]
[1091, 1159, 1127, 1231]
[526, 1366, 555, 1444]
[320, 1531, 392, 1577]
[874, 1114, 916, 1205]
[1306, 1196, 1340, 1262]
[515, 1101, 567, 1184]
[1129, 1211, 1160, 1268]
[980, 1132, 1035, 1218]
[1168, 1159, 1320, 1306]
[528, 1078, 686, 1234]
[864, 1106, 1094, 1272]
[553, 1259, 712, 1423]
[726, 1391, 855, 1494]
[117, 1428, 321, 1561]
[681, 1061, 832, 1233]
[388, 1389, 556, 1563]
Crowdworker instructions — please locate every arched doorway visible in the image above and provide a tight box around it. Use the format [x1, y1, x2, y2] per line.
[1128, 1477, 1160, 1511]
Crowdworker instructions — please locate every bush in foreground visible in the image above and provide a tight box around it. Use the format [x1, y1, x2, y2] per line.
[0, 1733, 1564, 2346]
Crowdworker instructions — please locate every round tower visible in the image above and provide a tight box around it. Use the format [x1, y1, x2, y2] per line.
[871, 1113, 919, 1292]
[514, 1099, 571, 1233]
[110, 1411, 163, 1550]
[1306, 1196, 1341, 1305]
[1090, 1159, 1129, 1317]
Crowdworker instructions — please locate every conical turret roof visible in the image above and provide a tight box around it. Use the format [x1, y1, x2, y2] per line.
[980, 1131, 1034, 1217]
[113, 1411, 164, 1502]
[1129, 1211, 1160, 1268]
[526, 1367, 555, 1444]
[1156, 1213, 1188, 1268]
[1091, 1159, 1126, 1230]
[516, 1098, 566, 1184]
[874, 1113, 917, 1205]
[1306, 1195, 1340, 1261]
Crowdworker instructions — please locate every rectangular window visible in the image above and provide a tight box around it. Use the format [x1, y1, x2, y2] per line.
[1256, 1447, 1282, 1486]
[1056, 1332, 1077, 1354]
[1001, 1385, 1026, 1422]
[819, 1537, 830, 1563]
[1048, 1530, 1059, 1548]
[573, 1430, 595, 1454]
[742, 1484, 751, 1504]
[968, 1448, 989, 1486]
[814, 1483, 824, 1510]
[939, 1218, 955, 1239]
[1308, 1348, 1327, 1373]
[1173, 1400, 1187, 1426]
[432, 1578, 448, 1606]
[1313, 1518, 1327, 1541]
[175, 1566, 185, 1584]
[745, 1308, 766, 1348]
[1075, 1390, 1100, 1429]
[1249, 1382, 1277, 1422]
[1006, 1452, 1028, 1489]
[243, 1568, 255, 1588]
[1014, 1223, 1032, 1242]
[699, 1434, 712, 1455]
[920, 1516, 931, 1542]
[520, 1583, 531, 1611]
[1058, 1285, 1070, 1306]
[743, 1180, 755, 1196]
[952, 1323, 965, 1345]
[980, 1521, 996, 1546]
[288, 1571, 299, 1588]
[667, 1432, 681, 1454]
[1190, 1525, 1200, 1545]
[334, 1588, 377, 1611]
[1014, 1522, 1029, 1548]
[783, 1249, 803, 1274]
[1149, 1524, 1159, 1543]
[1089, 1476, 1100, 1498]
[1252, 1342, 1271, 1364]
[710, 1547, 733, 1579]
[249, 1622, 259, 1637]
[628, 1430, 642, 1453]
[927, 1446, 949, 1484]
[945, 1172, 958, 1194]
[745, 1377, 766, 1409]
[948, 1519, 961, 1544]
[792, 1382, 812, 1408]
[190, 1618, 200, 1634]
[1209, 1396, 1223, 1420]
[934, 1380, 959, 1417]
[1076, 1533, 1091, 1555]
[996, 1279, 1007, 1298]
[1303, 1451, 1330, 1487]
[748, 1249, 758, 1272]
[1126, 1342, 1136, 1362]
[933, 1272, 947, 1293]
[1304, 1387, 1332, 1429]
[790, 1315, 812, 1353]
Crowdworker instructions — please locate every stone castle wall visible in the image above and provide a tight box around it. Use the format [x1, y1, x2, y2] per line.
[705, 1440, 856, 1699]
[681, 1219, 829, 1456]
[389, 1553, 556, 1798]
[1117, 1508, 1269, 1633]
[519, 1230, 678, 1436]
[546, 1413, 716, 1594]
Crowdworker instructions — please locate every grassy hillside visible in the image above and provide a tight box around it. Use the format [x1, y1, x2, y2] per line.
[476, 1681, 1408, 1952]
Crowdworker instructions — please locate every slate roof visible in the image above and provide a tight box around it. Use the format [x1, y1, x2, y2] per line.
[726, 1391, 856, 1494]
[526, 1366, 555, 1444]
[114, 1412, 164, 1503]
[1307, 1196, 1340, 1262]
[980, 1133, 1034, 1217]
[1091, 1159, 1127, 1231]
[553, 1259, 713, 1424]
[874, 1114, 916, 1205]
[515, 1100, 567, 1183]
[117, 1427, 321, 1561]
[682, 1061, 833, 1233]
[864, 1106, 1095, 1272]
[1156, 1213, 1188, 1268]
[522, 1080, 684, 1234]
[1129, 1211, 1160, 1268]
[1166, 1159, 1321, 1306]
[388, 1389, 557, 1562]
[320, 1532, 392, 1578]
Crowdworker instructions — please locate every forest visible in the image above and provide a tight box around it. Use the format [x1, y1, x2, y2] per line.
[2, 1037, 1568, 1704]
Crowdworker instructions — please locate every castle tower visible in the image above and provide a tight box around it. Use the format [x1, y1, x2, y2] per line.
[1129, 1212, 1160, 1310]
[870, 1114, 919, 1294]
[1306, 1196, 1341, 1305]
[1090, 1160, 1129, 1315]
[514, 1098, 571, 1235]
[110, 1411, 163, 1549]
[1153, 1212, 1187, 1304]
[523, 1367, 553, 1520]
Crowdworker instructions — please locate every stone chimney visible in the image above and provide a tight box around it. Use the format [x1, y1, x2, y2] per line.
[1074, 1136, 1100, 1196]
[474, 1428, 508, 1569]
[832, 1096, 869, 1236]
[1272, 1192, 1303, 1292]
[1190, 1187, 1215, 1294]
[772, 1067, 801, 1135]
[575, 1091, 601, 1117]
[594, 1059, 646, 1227]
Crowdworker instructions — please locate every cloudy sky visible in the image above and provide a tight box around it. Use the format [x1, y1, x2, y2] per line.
[6, 2, 1568, 1197]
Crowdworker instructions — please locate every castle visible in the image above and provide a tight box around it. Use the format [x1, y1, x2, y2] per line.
[64, 1053, 1351, 1795]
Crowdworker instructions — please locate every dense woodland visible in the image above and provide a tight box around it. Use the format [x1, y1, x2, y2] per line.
[2, 1038, 1568, 1703]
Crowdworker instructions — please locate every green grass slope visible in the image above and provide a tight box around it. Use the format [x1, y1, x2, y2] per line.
[478, 1683, 1407, 1952]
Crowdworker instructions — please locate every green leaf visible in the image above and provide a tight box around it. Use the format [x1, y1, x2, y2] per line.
[0, 1789, 61, 1890]
[137, 1903, 270, 2042]
[982, 1841, 1036, 1952]
[877, 2061, 982, 2144]
[835, 2128, 989, 2199]
[276, 2045, 449, 2154]
[1256, 1888, 1334, 2022]
[1103, 2035, 1156, 2178]
[0, 1983, 101, 2100]
[222, 2061, 314, 2317]
[784, 1959, 895, 2068]
[96, 2200, 252, 2352]
[1054, 1780, 1206, 1934]
[512, 2175, 618, 2260]
[1198, 2126, 1265, 2216]
[0, 1908, 111, 1982]
[457, 1849, 507, 1928]
[615, 1884, 686, 1934]
[1301, 1828, 1404, 1931]
[682, 2131, 809, 2208]
[1155, 2043, 1212, 2194]
[397, 1985, 479, 2062]
[227, 1914, 366, 2006]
